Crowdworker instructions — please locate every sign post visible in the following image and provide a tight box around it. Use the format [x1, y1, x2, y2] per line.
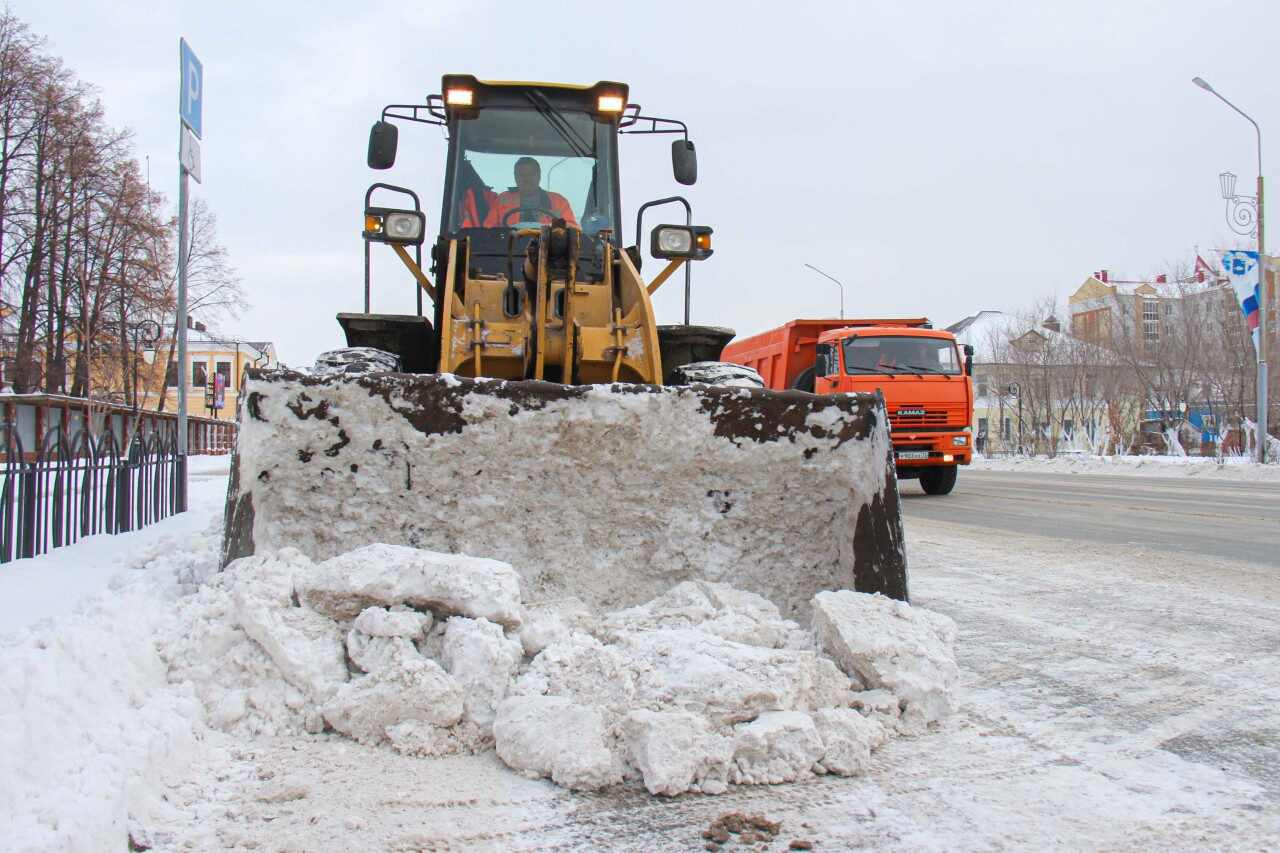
[177, 38, 203, 510]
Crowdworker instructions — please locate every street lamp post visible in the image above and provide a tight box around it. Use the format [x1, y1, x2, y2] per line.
[130, 320, 162, 418]
[803, 263, 844, 320]
[1193, 76, 1269, 463]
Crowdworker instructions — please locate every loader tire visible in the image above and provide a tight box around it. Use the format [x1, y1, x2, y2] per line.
[919, 465, 958, 495]
[670, 361, 765, 388]
[312, 346, 401, 377]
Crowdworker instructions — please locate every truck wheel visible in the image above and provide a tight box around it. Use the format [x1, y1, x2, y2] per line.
[670, 361, 765, 388]
[919, 465, 957, 495]
[791, 366, 816, 393]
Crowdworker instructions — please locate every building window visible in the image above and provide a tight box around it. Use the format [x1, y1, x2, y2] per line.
[217, 361, 232, 390]
[1063, 419, 1074, 438]
[1002, 417, 1012, 440]
[977, 380, 989, 397]
[1144, 299, 1160, 343]
[166, 361, 179, 388]
[192, 362, 207, 388]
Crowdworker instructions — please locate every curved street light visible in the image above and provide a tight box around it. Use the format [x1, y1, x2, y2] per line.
[131, 319, 163, 417]
[1192, 76, 1268, 463]
[803, 263, 844, 319]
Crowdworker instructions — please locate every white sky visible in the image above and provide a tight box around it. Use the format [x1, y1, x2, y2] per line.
[13, 0, 1280, 366]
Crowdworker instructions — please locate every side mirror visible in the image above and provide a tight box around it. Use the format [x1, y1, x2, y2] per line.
[815, 342, 834, 376]
[963, 343, 975, 376]
[672, 139, 697, 185]
[368, 121, 398, 170]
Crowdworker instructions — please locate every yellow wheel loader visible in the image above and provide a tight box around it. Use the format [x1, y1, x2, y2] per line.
[221, 76, 907, 616]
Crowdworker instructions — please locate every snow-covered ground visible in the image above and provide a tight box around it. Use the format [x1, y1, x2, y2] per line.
[971, 451, 1280, 481]
[2, 455, 1277, 851]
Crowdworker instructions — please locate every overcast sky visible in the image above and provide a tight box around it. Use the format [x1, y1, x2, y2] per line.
[14, 0, 1279, 366]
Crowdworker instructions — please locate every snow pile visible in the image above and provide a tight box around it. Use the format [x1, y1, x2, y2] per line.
[163, 542, 958, 796]
[0, 527, 223, 850]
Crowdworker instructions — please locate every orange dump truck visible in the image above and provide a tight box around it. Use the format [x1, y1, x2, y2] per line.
[721, 318, 974, 495]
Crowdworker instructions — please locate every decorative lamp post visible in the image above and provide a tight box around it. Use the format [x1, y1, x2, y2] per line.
[803, 263, 845, 320]
[131, 320, 162, 417]
[1193, 76, 1268, 463]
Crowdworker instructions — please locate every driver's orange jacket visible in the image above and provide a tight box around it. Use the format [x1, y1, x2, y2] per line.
[482, 190, 579, 228]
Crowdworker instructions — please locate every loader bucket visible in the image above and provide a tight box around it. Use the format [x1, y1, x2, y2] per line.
[221, 371, 907, 617]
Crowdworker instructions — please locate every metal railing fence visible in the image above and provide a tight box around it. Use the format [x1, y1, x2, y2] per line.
[0, 423, 181, 563]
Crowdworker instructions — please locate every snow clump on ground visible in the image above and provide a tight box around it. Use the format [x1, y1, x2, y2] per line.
[159, 542, 959, 796]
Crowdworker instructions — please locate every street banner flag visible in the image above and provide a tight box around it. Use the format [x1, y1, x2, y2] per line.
[1222, 249, 1261, 351]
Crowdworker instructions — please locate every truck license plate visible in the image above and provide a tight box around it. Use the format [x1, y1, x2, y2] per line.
[897, 451, 930, 460]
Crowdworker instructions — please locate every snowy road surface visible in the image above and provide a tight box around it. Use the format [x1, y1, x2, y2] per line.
[141, 511, 1280, 850]
[4, 457, 1278, 851]
[901, 468, 1280, 567]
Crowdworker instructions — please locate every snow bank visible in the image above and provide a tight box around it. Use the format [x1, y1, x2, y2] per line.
[972, 453, 1280, 481]
[162, 547, 959, 796]
[0, 527, 223, 852]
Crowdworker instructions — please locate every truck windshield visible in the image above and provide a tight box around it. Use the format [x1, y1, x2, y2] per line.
[841, 335, 963, 375]
[446, 105, 618, 237]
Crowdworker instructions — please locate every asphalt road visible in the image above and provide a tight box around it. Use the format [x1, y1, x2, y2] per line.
[898, 468, 1280, 569]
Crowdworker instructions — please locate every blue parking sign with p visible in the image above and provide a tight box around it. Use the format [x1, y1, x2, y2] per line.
[180, 39, 203, 139]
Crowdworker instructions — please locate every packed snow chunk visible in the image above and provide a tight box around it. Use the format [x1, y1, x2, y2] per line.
[353, 605, 432, 639]
[298, 543, 522, 627]
[601, 580, 794, 648]
[730, 710, 826, 785]
[440, 617, 523, 732]
[619, 629, 849, 725]
[811, 590, 960, 731]
[347, 605, 433, 673]
[618, 709, 733, 796]
[321, 656, 464, 744]
[812, 708, 890, 776]
[518, 597, 598, 657]
[346, 630, 418, 674]
[493, 695, 623, 791]
[161, 577, 317, 736]
[223, 549, 347, 700]
[511, 633, 637, 722]
[386, 719, 490, 758]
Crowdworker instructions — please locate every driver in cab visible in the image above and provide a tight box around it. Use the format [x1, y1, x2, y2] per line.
[483, 157, 579, 228]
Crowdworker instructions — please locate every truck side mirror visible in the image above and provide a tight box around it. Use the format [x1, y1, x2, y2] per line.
[672, 139, 697, 185]
[963, 343, 974, 375]
[368, 121, 398, 170]
[815, 342, 834, 376]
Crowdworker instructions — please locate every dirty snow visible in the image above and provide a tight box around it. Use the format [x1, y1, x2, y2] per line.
[229, 374, 896, 617]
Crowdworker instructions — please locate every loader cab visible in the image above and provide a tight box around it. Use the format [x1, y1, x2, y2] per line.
[439, 78, 626, 278]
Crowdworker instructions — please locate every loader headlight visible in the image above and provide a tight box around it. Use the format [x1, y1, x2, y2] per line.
[657, 228, 692, 254]
[650, 224, 714, 260]
[445, 87, 474, 107]
[363, 207, 426, 246]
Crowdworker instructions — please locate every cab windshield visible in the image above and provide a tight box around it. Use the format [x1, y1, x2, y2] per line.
[840, 335, 963, 375]
[445, 105, 617, 237]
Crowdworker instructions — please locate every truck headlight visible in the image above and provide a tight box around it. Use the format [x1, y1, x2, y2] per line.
[364, 207, 426, 246]
[953, 435, 968, 446]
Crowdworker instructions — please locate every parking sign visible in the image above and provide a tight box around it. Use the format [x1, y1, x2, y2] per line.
[180, 39, 202, 139]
